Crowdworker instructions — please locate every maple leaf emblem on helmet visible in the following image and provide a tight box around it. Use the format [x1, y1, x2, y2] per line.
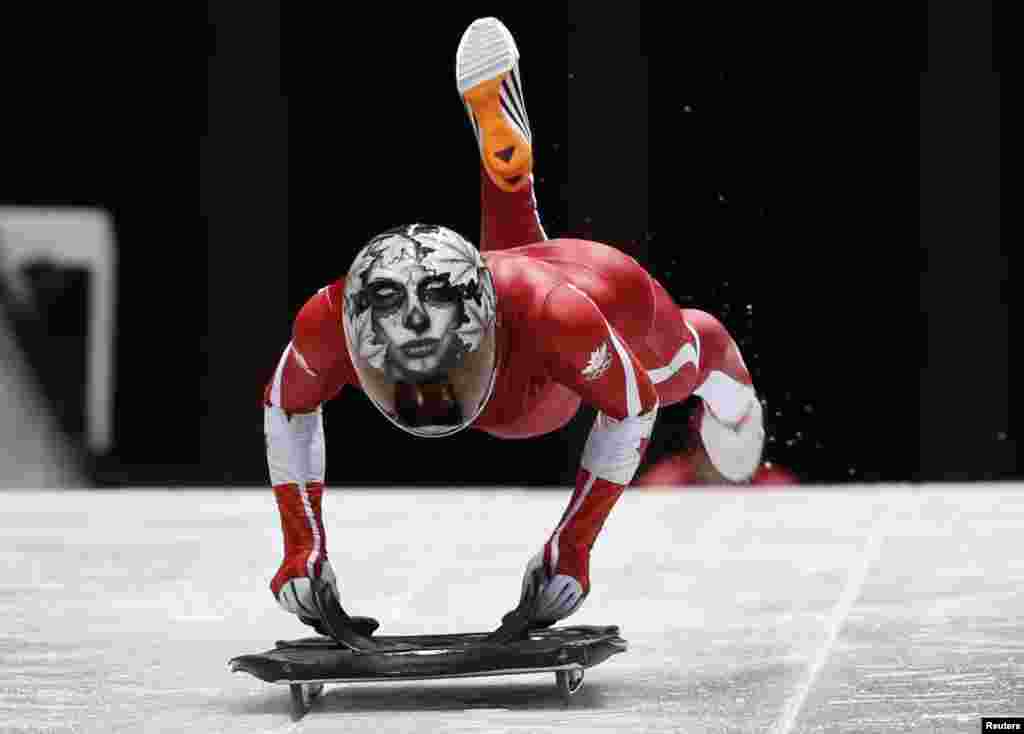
[581, 341, 613, 381]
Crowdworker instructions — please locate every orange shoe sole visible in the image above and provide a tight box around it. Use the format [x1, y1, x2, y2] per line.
[463, 74, 533, 193]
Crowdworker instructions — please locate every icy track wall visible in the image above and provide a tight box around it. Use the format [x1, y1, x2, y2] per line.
[0, 211, 94, 489]
[0, 316, 79, 488]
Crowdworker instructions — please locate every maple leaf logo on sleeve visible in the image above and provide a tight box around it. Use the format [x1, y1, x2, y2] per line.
[581, 341, 613, 381]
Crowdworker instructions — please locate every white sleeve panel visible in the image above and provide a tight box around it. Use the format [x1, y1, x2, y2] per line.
[265, 404, 326, 487]
[580, 401, 659, 486]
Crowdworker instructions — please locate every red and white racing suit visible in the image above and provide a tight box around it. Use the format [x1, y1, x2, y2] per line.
[264, 170, 764, 623]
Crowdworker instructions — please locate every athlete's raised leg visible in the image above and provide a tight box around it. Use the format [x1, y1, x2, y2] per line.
[456, 17, 547, 252]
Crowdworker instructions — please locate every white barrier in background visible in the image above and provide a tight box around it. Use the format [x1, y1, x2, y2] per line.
[0, 207, 117, 454]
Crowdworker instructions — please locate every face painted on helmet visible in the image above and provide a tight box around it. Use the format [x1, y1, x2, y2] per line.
[363, 248, 463, 382]
[342, 224, 498, 437]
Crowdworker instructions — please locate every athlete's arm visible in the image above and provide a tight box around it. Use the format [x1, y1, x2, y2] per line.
[517, 283, 660, 623]
[263, 280, 352, 617]
[264, 281, 350, 487]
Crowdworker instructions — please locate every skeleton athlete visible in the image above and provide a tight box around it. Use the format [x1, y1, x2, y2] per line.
[264, 18, 765, 635]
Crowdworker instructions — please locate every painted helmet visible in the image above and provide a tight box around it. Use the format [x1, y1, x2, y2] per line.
[341, 224, 499, 437]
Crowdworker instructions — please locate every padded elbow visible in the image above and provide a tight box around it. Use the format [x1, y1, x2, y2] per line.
[580, 402, 659, 485]
[265, 404, 325, 487]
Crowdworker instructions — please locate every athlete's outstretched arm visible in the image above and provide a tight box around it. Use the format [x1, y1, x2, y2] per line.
[263, 281, 352, 623]
[515, 283, 660, 624]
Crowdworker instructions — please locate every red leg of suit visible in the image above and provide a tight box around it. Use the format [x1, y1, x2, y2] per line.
[638, 276, 754, 408]
[475, 165, 573, 438]
[479, 167, 547, 251]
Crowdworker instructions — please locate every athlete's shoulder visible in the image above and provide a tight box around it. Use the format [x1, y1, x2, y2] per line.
[292, 276, 348, 375]
[486, 251, 561, 321]
[538, 282, 608, 342]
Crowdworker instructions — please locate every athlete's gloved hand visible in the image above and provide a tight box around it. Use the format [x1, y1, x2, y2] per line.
[271, 551, 338, 627]
[270, 482, 378, 638]
[517, 545, 590, 626]
[489, 468, 628, 644]
[271, 555, 382, 640]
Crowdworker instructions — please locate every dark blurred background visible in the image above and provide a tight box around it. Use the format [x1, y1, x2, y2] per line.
[1, 5, 1011, 487]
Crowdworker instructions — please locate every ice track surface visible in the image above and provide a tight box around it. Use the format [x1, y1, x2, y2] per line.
[2, 486, 1022, 733]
